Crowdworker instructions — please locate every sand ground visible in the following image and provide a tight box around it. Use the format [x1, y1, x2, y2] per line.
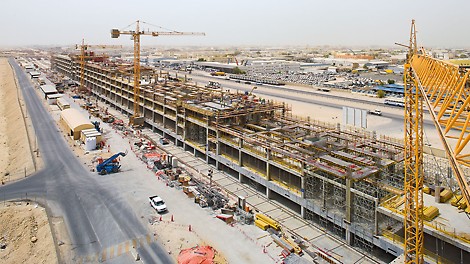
[0, 202, 58, 264]
[0, 58, 37, 184]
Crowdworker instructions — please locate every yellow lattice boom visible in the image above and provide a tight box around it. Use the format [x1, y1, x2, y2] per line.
[404, 19, 470, 264]
[410, 52, 470, 208]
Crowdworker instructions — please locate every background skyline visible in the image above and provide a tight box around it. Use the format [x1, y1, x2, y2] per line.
[2, 0, 469, 48]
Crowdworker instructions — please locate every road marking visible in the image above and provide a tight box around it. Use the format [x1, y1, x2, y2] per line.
[132, 238, 137, 248]
[78, 233, 157, 262]
[101, 250, 107, 262]
[117, 243, 123, 256]
[125, 240, 130, 253]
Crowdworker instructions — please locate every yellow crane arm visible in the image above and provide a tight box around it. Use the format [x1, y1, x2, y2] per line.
[410, 54, 470, 207]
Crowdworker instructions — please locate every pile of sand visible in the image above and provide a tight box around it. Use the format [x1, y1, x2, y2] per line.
[153, 221, 226, 264]
[0, 58, 35, 184]
[0, 202, 58, 264]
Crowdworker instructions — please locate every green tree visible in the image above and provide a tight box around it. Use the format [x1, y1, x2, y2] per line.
[197, 58, 206, 62]
[377, 90, 386, 98]
[233, 67, 246, 74]
[387, 79, 395, 84]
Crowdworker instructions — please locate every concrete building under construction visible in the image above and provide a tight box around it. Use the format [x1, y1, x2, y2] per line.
[52, 54, 470, 263]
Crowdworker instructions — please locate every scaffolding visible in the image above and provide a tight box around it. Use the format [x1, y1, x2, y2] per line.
[52, 53, 464, 259]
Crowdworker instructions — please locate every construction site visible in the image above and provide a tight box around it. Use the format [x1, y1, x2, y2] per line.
[49, 20, 470, 263]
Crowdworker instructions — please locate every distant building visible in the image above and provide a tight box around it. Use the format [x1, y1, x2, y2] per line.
[194, 61, 241, 73]
[364, 61, 390, 69]
[245, 60, 300, 74]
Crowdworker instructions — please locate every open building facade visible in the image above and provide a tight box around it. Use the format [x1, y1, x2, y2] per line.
[52, 54, 470, 263]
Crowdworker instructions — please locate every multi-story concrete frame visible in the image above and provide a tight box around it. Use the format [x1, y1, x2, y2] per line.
[52, 55, 470, 263]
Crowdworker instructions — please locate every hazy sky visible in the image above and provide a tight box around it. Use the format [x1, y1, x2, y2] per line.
[2, 0, 469, 48]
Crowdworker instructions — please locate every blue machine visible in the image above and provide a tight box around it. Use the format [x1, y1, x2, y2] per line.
[96, 151, 127, 175]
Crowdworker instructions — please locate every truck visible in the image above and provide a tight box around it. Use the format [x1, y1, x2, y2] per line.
[96, 151, 127, 175]
[210, 71, 226, 76]
[149, 195, 167, 213]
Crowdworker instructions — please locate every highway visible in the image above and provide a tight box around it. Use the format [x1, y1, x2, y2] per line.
[185, 71, 437, 128]
[0, 59, 172, 263]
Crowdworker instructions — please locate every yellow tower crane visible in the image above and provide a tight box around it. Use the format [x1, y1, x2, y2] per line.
[111, 20, 205, 125]
[402, 20, 470, 264]
[76, 40, 122, 94]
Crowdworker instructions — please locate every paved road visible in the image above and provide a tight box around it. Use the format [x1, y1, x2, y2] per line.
[0, 59, 172, 263]
[187, 72, 437, 127]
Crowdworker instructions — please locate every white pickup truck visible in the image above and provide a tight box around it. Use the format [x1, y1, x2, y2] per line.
[149, 195, 167, 213]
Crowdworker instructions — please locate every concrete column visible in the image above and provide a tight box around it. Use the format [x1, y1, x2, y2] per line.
[162, 105, 166, 131]
[239, 138, 243, 167]
[266, 187, 271, 199]
[239, 172, 244, 183]
[301, 161, 306, 199]
[301, 206, 305, 218]
[175, 103, 178, 137]
[206, 118, 210, 163]
[216, 130, 220, 170]
[346, 178, 352, 223]
[345, 222, 352, 245]
[266, 149, 271, 181]
[374, 198, 379, 235]
[152, 99, 156, 129]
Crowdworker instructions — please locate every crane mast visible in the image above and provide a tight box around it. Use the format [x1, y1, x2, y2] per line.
[76, 40, 121, 94]
[403, 19, 470, 263]
[403, 20, 424, 264]
[133, 21, 141, 125]
[111, 20, 205, 125]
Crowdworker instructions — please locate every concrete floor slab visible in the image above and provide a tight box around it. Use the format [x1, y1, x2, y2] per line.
[280, 217, 306, 231]
[214, 177, 235, 187]
[330, 244, 366, 263]
[295, 226, 323, 241]
[245, 195, 266, 206]
[265, 209, 286, 219]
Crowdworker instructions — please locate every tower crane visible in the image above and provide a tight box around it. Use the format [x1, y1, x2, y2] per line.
[402, 20, 470, 264]
[76, 40, 122, 94]
[111, 20, 205, 125]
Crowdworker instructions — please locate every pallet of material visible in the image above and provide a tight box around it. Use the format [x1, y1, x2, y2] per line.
[457, 199, 467, 210]
[440, 189, 453, 203]
[466, 206, 470, 214]
[271, 234, 294, 253]
[255, 213, 281, 231]
[255, 219, 270, 231]
[423, 206, 439, 221]
[451, 195, 463, 207]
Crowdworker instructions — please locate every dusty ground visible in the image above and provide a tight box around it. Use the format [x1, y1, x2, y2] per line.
[0, 202, 58, 264]
[151, 220, 227, 263]
[0, 58, 36, 184]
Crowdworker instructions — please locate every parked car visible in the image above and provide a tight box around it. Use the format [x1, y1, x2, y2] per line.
[149, 195, 167, 213]
[369, 109, 382, 116]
